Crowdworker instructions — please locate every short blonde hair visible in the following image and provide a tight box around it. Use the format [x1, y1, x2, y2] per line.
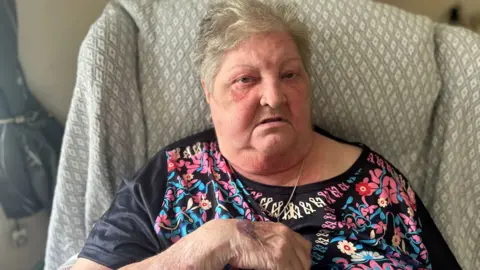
[194, 0, 311, 91]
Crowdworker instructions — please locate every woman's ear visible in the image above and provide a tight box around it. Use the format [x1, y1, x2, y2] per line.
[201, 79, 211, 104]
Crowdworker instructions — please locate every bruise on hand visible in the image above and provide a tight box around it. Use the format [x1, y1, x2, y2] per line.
[236, 220, 259, 241]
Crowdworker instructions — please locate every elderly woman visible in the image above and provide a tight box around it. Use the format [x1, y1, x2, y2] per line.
[72, 0, 460, 269]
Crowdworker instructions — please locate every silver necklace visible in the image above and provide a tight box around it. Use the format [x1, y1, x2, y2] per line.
[262, 160, 305, 222]
[231, 160, 306, 222]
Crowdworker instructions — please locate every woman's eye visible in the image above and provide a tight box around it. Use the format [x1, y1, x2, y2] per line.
[282, 73, 296, 79]
[236, 77, 254, 84]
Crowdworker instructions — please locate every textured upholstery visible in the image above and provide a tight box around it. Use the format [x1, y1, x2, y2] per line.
[45, 0, 480, 269]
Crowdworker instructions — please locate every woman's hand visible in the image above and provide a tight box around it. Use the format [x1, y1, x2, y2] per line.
[73, 219, 311, 270]
[229, 220, 312, 270]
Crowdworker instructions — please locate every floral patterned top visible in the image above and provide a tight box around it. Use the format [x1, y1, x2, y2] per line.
[79, 128, 460, 270]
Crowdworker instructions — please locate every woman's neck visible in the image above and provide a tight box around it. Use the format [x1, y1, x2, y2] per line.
[227, 132, 319, 187]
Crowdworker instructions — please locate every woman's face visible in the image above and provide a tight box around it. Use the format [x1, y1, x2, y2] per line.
[203, 32, 312, 160]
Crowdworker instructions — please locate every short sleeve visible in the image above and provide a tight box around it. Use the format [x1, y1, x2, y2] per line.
[368, 150, 461, 269]
[415, 195, 461, 269]
[388, 159, 461, 269]
[78, 153, 169, 269]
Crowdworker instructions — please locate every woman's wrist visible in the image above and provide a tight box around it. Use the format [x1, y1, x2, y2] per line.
[122, 219, 238, 270]
[158, 219, 236, 269]
[201, 219, 237, 267]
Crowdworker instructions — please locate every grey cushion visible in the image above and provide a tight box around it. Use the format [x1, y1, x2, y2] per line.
[45, 0, 480, 269]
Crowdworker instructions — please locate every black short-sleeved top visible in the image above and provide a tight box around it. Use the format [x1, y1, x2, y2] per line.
[79, 127, 460, 269]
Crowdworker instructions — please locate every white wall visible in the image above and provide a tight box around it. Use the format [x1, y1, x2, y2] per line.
[377, 0, 480, 23]
[0, 209, 49, 270]
[16, 0, 109, 124]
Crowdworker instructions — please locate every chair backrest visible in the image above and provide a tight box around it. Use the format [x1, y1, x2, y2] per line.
[125, 0, 439, 192]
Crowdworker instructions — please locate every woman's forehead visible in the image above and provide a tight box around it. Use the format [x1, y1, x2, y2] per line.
[221, 32, 301, 69]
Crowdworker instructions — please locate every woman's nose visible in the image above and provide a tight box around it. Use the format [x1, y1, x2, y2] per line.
[259, 79, 286, 108]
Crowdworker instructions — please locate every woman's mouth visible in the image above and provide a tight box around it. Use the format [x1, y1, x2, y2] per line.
[257, 117, 288, 128]
[260, 117, 284, 124]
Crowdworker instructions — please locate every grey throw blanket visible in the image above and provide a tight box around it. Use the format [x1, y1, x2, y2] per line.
[45, 0, 480, 269]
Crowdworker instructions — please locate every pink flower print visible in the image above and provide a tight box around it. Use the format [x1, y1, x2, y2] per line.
[399, 213, 417, 231]
[412, 234, 421, 244]
[192, 192, 206, 204]
[369, 169, 383, 185]
[200, 152, 212, 174]
[373, 221, 386, 234]
[165, 189, 175, 201]
[218, 180, 237, 196]
[216, 190, 225, 202]
[214, 152, 232, 174]
[180, 179, 193, 189]
[180, 175, 198, 189]
[400, 186, 417, 211]
[368, 261, 396, 270]
[360, 204, 378, 217]
[202, 142, 210, 150]
[370, 169, 401, 204]
[346, 218, 356, 229]
[357, 218, 366, 226]
[394, 227, 403, 238]
[209, 141, 218, 150]
[167, 161, 176, 172]
[419, 243, 428, 260]
[332, 257, 349, 269]
[167, 157, 185, 172]
[200, 152, 214, 174]
[244, 208, 252, 220]
[369, 169, 390, 199]
[385, 176, 399, 204]
[185, 154, 202, 174]
[168, 149, 180, 161]
[241, 201, 254, 220]
[171, 235, 181, 243]
[250, 191, 263, 200]
[156, 214, 171, 227]
[233, 196, 242, 205]
[226, 183, 237, 196]
[185, 152, 214, 175]
[217, 180, 228, 190]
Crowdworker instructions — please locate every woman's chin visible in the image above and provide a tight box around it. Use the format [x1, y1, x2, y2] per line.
[252, 131, 295, 155]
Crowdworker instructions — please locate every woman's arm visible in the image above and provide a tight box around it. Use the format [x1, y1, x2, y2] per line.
[71, 259, 110, 270]
[71, 219, 311, 270]
[72, 219, 234, 270]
